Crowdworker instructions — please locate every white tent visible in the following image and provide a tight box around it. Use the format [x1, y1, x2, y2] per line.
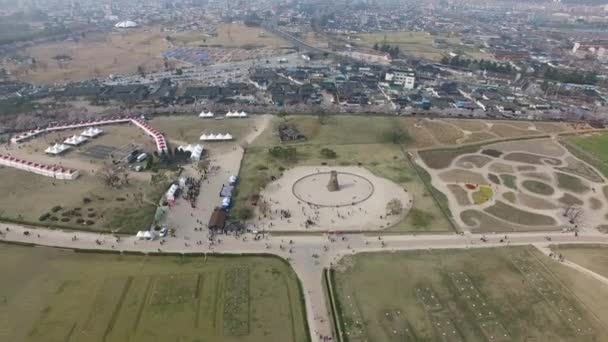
[229, 175, 238, 184]
[238, 111, 248, 117]
[143, 231, 154, 240]
[166, 184, 180, 201]
[199, 111, 214, 118]
[221, 197, 231, 208]
[178, 144, 204, 161]
[224, 133, 233, 140]
[81, 127, 103, 138]
[136, 231, 146, 239]
[64, 135, 88, 146]
[115, 20, 138, 28]
[45, 143, 70, 155]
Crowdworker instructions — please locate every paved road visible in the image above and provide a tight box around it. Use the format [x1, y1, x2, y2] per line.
[1, 222, 607, 341]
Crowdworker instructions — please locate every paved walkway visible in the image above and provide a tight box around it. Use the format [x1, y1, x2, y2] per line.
[2, 222, 608, 341]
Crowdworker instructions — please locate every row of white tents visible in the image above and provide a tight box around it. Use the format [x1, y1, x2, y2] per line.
[225, 111, 248, 118]
[200, 133, 233, 141]
[10, 117, 167, 153]
[198, 111, 249, 118]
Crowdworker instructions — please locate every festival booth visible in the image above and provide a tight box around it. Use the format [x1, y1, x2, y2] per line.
[198, 111, 214, 118]
[220, 184, 234, 198]
[64, 135, 88, 146]
[225, 111, 248, 118]
[45, 143, 70, 155]
[177, 144, 204, 161]
[81, 127, 103, 138]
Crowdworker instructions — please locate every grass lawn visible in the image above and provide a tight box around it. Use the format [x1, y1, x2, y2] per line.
[472, 185, 493, 204]
[330, 246, 608, 342]
[350, 31, 491, 61]
[551, 244, 608, 278]
[150, 115, 260, 145]
[565, 134, 608, 178]
[0, 244, 309, 342]
[234, 143, 451, 233]
[0, 167, 166, 233]
[251, 115, 409, 147]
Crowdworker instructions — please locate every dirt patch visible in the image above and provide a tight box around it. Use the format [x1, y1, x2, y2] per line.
[447, 184, 470, 206]
[423, 120, 465, 145]
[489, 162, 515, 174]
[484, 201, 556, 226]
[590, 197, 603, 210]
[533, 122, 569, 134]
[522, 180, 555, 196]
[461, 132, 498, 144]
[418, 146, 479, 169]
[445, 119, 488, 131]
[558, 193, 584, 206]
[517, 193, 559, 210]
[486, 139, 565, 157]
[489, 124, 536, 138]
[517, 165, 536, 172]
[555, 172, 590, 194]
[438, 169, 487, 184]
[454, 154, 492, 169]
[504, 152, 562, 166]
[556, 156, 604, 183]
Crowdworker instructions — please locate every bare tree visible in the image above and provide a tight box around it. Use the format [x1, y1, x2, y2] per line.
[99, 165, 130, 188]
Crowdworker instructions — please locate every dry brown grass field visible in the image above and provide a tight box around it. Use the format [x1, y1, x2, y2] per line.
[6, 27, 171, 84]
[172, 23, 290, 49]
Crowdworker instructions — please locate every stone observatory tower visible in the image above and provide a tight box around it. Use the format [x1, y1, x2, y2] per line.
[327, 170, 340, 192]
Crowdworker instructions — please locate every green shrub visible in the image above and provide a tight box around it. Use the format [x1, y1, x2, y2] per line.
[236, 207, 253, 220]
[320, 148, 337, 159]
[39, 213, 51, 221]
[481, 149, 502, 158]
[51, 205, 62, 213]
[382, 128, 410, 144]
[268, 146, 297, 162]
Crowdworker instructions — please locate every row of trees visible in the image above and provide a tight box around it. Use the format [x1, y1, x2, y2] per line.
[372, 43, 400, 58]
[440, 55, 515, 75]
[540, 67, 597, 85]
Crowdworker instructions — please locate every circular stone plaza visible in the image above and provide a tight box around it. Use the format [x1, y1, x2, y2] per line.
[253, 166, 412, 231]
